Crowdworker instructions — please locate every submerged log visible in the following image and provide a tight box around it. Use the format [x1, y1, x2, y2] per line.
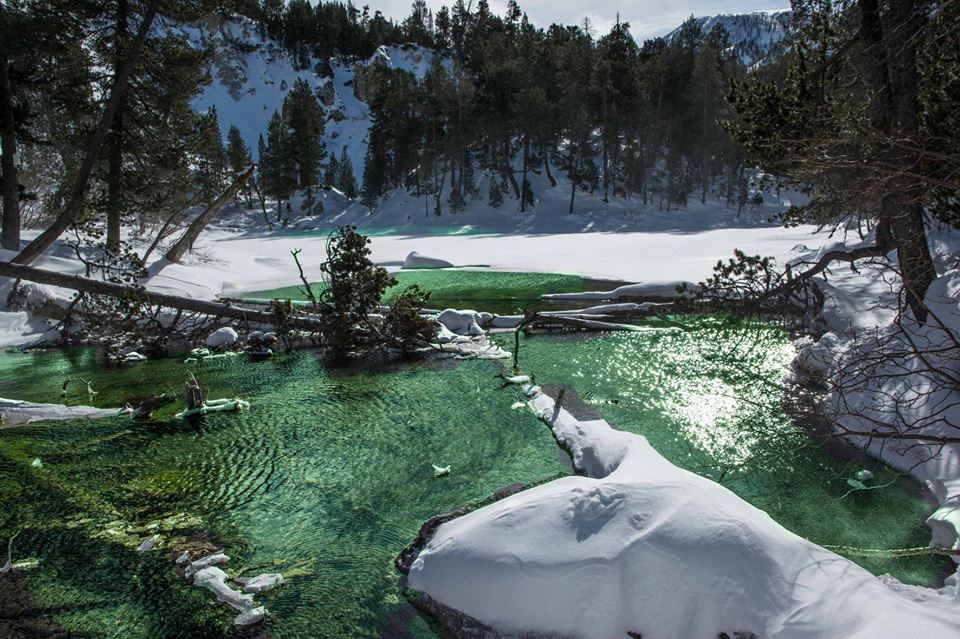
[0, 262, 322, 332]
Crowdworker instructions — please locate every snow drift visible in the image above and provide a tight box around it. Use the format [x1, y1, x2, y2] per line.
[408, 388, 960, 639]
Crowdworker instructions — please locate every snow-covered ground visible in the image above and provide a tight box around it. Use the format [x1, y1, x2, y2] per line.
[172, 13, 440, 188]
[4, 200, 960, 637]
[0, 198, 821, 347]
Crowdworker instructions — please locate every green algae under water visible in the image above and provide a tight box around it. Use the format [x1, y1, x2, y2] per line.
[0, 350, 567, 638]
[508, 317, 951, 586]
[0, 314, 949, 638]
[243, 270, 625, 316]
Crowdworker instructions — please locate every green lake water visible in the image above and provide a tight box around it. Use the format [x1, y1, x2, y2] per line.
[509, 317, 950, 585]
[243, 270, 625, 316]
[0, 273, 949, 638]
[0, 350, 566, 638]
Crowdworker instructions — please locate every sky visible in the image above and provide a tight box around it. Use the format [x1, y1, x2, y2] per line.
[362, 0, 790, 41]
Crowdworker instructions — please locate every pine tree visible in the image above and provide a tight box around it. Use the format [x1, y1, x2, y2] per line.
[338, 146, 358, 199]
[361, 121, 389, 210]
[282, 78, 325, 206]
[261, 110, 296, 221]
[324, 152, 339, 188]
[226, 124, 252, 206]
[194, 106, 227, 204]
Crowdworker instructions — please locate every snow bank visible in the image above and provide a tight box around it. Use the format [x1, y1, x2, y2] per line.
[0, 311, 57, 348]
[0, 398, 123, 427]
[402, 251, 454, 269]
[408, 388, 960, 638]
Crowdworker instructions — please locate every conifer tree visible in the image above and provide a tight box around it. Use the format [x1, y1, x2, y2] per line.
[193, 106, 227, 204]
[338, 146, 358, 199]
[261, 110, 296, 220]
[324, 152, 339, 188]
[282, 78, 325, 206]
[226, 125, 252, 206]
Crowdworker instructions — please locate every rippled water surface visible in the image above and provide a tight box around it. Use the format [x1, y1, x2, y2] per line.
[0, 350, 566, 638]
[509, 317, 950, 585]
[0, 315, 948, 638]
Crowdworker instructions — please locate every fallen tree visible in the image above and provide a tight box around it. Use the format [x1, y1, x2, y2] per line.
[0, 261, 322, 332]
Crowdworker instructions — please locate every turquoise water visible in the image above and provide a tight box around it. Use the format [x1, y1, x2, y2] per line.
[0, 314, 948, 638]
[509, 318, 949, 585]
[0, 349, 566, 638]
[244, 269, 624, 315]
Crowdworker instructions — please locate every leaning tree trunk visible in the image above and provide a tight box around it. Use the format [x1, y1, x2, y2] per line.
[0, 51, 19, 251]
[12, 0, 159, 266]
[106, 0, 128, 253]
[165, 164, 254, 263]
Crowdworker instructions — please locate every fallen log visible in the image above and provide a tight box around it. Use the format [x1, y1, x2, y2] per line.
[0, 262, 322, 332]
[165, 164, 255, 263]
[528, 315, 642, 332]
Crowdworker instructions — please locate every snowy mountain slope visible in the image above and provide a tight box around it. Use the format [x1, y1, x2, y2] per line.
[169, 14, 439, 188]
[666, 10, 791, 67]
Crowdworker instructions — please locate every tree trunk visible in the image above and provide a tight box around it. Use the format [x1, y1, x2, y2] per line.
[0, 52, 19, 251]
[601, 92, 609, 202]
[543, 143, 556, 187]
[0, 261, 323, 331]
[12, 0, 160, 266]
[502, 141, 520, 199]
[106, 0, 128, 252]
[520, 134, 529, 212]
[859, 0, 935, 321]
[165, 164, 254, 263]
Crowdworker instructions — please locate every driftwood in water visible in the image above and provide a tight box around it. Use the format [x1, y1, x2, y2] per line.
[185, 375, 205, 410]
[0, 262, 323, 332]
[165, 165, 255, 263]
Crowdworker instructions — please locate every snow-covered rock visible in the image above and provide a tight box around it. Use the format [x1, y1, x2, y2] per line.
[436, 309, 485, 336]
[235, 573, 284, 594]
[205, 327, 238, 348]
[192, 566, 265, 626]
[408, 388, 960, 638]
[402, 251, 454, 269]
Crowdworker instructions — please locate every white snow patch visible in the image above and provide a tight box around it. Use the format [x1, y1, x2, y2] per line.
[205, 326, 239, 348]
[0, 398, 122, 427]
[402, 251, 454, 269]
[408, 388, 960, 638]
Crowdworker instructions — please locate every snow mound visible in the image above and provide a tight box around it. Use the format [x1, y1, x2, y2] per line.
[402, 251, 454, 269]
[435, 309, 490, 336]
[408, 389, 960, 639]
[0, 398, 122, 427]
[205, 327, 239, 348]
